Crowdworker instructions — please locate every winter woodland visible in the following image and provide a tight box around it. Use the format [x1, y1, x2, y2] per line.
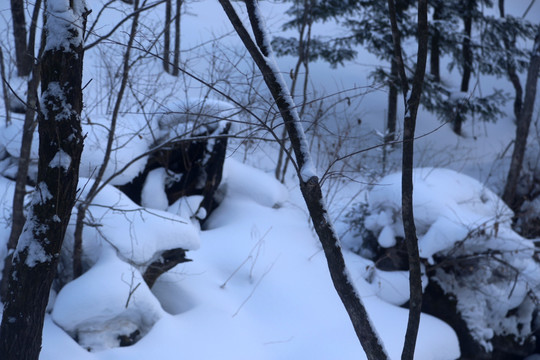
[0, 0, 540, 359]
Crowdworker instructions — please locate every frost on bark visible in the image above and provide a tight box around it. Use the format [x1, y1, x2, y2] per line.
[0, 2, 89, 359]
[218, 1, 388, 359]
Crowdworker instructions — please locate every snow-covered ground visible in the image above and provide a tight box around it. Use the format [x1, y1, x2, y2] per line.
[0, 0, 540, 359]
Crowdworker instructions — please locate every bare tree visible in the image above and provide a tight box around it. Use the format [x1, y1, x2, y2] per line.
[1, 0, 44, 300]
[498, 0, 523, 121]
[171, 0, 183, 76]
[0, 59, 40, 300]
[73, 0, 141, 278]
[453, 0, 474, 135]
[218, 1, 388, 359]
[163, 0, 183, 75]
[387, 0, 428, 358]
[0, 2, 89, 359]
[10, 0, 31, 76]
[163, 0, 171, 72]
[502, 26, 540, 209]
[0, 47, 10, 125]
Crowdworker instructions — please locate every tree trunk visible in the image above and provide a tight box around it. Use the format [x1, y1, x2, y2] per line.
[386, 56, 398, 144]
[388, 0, 429, 358]
[498, 0, 523, 121]
[0, 48, 10, 125]
[171, 0, 182, 76]
[1, 1, 45, 299]
[27, 0, 42, 71]
[219, 1, 389, 359]
[502, 27, 540, 209]
[430, 4, 441, 82]
[0, 70, 39, 301]
[10, 0, 32, 76]
[0, 2, 88, 360]
[163, 0, 171, 73]
[454, 1, 473, 136]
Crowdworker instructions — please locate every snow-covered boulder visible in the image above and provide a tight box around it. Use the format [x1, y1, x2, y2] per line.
[52, 248, 166, 351]
[64, 178, 200, 271]
[220, 158, 288, 209]
[351, 168, 540, 354]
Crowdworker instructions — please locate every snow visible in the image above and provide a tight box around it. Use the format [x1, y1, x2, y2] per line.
[67, 178, 200, 268]
[38, 158, 461, 360]
[16, 224, 51, 267]
[1, 0, 539, 358]
[0, 114, 154, 186]
[79, 114, 155, 186]
[141, 168, 168, 211]
[45, 0, 88, 51]
[167, 195, 205, 221]
[362, 168, 540, 350]
[377, 225, 396, 248]
[220, 158, 288, 208]
[49, 150, 72, 172]
[366, 168, 514, 249]
[52, 247, 165, 351]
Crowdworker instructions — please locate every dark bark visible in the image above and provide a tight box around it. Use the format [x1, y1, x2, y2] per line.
[27, 0, 42, 70]
[386, 56, 398, 144]
[502, 27, 540, 209]
[10, 0, 32, 76]
[0, 48, 10, 125]
[1, 1, 45, 299]
[198, 123, 230, 219]
[430, 4, 441, 83]
[388, 0, 428, 359]
[163, 0, 171, 73]
[460, 5, 473, 93]
[219, 1, 388, 359]
[275, 0, 309, 181]
[118, 123, 231, 223]
[454, 1, 474, 135]
[498, 0, 523, 121]
[0, 68, 39, 301]
[0, 3, 88, 359]
[171, 0, 182, 76]
[143, 248, 190, 288]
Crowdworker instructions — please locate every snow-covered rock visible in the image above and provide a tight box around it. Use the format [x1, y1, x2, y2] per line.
[52, 248, 166, 351]
[361, 168, 540, 350]
[220, 158, 288, 209]
[65, 178, 200, 269]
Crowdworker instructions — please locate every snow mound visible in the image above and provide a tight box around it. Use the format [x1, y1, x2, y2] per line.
[362, 168, 540, 350]
[67, 178, 200, 269]
[366, 168, 516, 259]
[220, 158, 288, 208]
[52, 248, 165, 351]
[167, 195, 205, 221]
[141, 168, 169, 211]
[80, 114, 155, 186]
[0, 114, 155, 186]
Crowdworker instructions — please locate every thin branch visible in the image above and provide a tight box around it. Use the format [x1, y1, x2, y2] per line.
[218, 1, 389, 359]
[387, 0, 428, 359]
